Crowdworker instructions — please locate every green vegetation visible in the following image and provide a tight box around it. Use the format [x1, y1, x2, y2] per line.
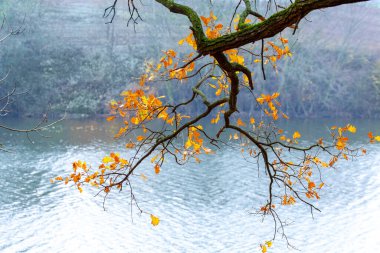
[0, 0, 379, 118]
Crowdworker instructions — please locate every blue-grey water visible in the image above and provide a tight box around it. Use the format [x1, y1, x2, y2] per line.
[0, 119, 379, 252]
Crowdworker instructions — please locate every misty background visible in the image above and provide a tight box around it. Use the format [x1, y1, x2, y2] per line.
[0, 0, 379, 119]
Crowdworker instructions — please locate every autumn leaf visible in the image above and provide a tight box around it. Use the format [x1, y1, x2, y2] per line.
[293, 131, 301, 139]
[279, 37, 288, 43]
[237, 118, 246, 127]
[102, 156, 114, 163]
[265, 241, 273, 247]
[131, 117, 140, 125]
[178, 38, 185, 45]
[308, 182, 316, 189]
[154, 164, 160, 174]
[215, 23, 223, 30]
[200, 16, 210, 26]
[126, 142, 135, 149]
[281, 112, 289, 119]
[106, 116, 116, 121]
[150, 214, 160, 226]
[346, 124, 356, 133]
[136, 135, 145, 142]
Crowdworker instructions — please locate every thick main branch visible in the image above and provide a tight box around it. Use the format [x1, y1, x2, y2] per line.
[196, 0, 368, 55]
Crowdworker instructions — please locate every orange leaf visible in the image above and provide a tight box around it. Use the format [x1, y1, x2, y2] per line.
[126, 142, 135, 149]
[215, 23, 223, 30]
[106, 116, 116, 121]
[200, 16, 210, 26]
[154, 164, 160, 174]
[237, 118, 246, 127]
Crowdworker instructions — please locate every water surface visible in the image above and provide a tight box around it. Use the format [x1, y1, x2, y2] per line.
[0, 119, 379, 252]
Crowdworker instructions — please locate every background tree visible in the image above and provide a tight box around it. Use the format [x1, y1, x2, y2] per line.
[55, 0, 379, 250]
[0, 15, 62, 151]
[1, 0, 378, 118]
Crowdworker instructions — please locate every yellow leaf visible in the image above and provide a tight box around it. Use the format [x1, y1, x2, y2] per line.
[109, 100, 118, 106]
[250, 117, 255, 124]
[208, 83, 217, 89]
[150, 214, 160, 226]
[233, 133, 239, 140]
[271, 92, 280, 99]
[151, 154, 159, 163]
[347, 124, 356, 133]
[265, 241, 273, 247]
[131, 117, 140, 125]
[261, 245, 267, 253]
[210, 11, 217, 20]
[293, 131, 301, 139]
[102, 156, 114, 163]
[178, 38, 185, 45]
[185, 139, 192, 149]
[281, 112, 289, 119]
[375, 136, 380, 142]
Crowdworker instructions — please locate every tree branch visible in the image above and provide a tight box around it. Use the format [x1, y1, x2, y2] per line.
[197, 0, 368, 55]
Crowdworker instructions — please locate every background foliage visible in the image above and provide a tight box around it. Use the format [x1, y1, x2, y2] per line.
[0, 0, 379, 118]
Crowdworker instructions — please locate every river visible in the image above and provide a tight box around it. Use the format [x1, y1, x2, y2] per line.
[0, 119, 379, 252]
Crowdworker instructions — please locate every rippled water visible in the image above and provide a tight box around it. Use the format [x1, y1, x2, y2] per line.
[0, 119, 379, 252]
